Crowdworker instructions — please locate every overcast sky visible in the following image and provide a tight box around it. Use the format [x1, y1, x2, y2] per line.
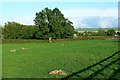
[0, 2, 118, 28]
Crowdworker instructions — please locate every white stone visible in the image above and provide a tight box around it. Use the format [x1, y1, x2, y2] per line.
[10, 49, 16, 52]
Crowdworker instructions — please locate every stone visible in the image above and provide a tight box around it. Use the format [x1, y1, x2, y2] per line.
[49, 70, 67, 75]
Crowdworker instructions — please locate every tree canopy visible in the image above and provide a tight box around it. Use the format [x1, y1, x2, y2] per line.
[3, 21, 39, 39]
[34, 7, 74, 39]
[106, 29, 116, 36]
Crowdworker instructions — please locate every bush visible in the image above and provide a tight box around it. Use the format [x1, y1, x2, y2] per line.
[2, 22, 39, 39]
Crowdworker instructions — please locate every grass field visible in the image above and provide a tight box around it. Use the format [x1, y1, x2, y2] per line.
[2, 39, 119, 78]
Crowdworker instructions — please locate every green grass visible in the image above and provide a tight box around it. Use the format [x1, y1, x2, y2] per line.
[2, 40, 118, 78]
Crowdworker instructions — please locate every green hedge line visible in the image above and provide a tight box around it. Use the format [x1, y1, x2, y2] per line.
[2, 36, 118, 44]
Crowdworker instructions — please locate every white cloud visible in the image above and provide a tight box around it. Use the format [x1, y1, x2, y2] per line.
[79, 23, 88, 28]
[1, 7, 118, 29]
[61, 7, 118, 28]
[68, 17, 89, 28]
[99, 21, 111, 28]
[62, 8, 118, 18]
[98, 17, 117, 28]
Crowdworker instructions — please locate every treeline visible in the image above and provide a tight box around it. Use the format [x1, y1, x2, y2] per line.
[0, 7, 119, 40]
[1, 21, 119, 39]
[2, 22, 39, 39]
[77, 28, 120, 36]
[2, 21, 74, 39]
[1, 22, 119, 40]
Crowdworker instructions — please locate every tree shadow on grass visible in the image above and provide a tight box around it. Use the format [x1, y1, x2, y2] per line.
[62, 51, 120, 80]
[112, 40, 120, 43]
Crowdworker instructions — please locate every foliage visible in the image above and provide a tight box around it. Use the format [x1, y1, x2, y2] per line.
[2, 36, 116, 44]
[98, 28, 106, 36]
[77, 28, 117, 36]
[106, 29, 116, 36]
[2, 21, 39, 39]
[34, 7, 74, 39]
[0, 27, 2, 38]
[76, 28, 118, 32]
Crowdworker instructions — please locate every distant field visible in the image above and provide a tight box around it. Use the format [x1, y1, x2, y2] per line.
[76, 28, 118, 31]
[2, 40, 119, 78]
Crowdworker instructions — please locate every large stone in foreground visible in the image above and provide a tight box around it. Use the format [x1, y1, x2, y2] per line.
[49, 70, 67, 75]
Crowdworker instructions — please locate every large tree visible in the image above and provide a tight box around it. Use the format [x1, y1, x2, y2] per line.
[34, 7, 74, 39]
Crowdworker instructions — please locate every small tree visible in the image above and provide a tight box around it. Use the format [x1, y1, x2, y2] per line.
[106, 29, 115, 36]
[98, 28, 106, 36]
[3, 22, 21, 39]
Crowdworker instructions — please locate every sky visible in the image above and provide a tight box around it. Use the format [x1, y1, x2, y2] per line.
[0, 2, 118, 28]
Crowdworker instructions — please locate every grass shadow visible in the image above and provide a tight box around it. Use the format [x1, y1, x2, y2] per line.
[62, 51, 120, 80]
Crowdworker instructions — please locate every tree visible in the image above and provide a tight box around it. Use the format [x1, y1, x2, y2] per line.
[34, 7, 74, 39]
[3, 22, 21, 39]
[21, 25, 39, 39]
[106, 29, 115, 36]
[0, 27, 2, 38]
[98, 28, 106, 36]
